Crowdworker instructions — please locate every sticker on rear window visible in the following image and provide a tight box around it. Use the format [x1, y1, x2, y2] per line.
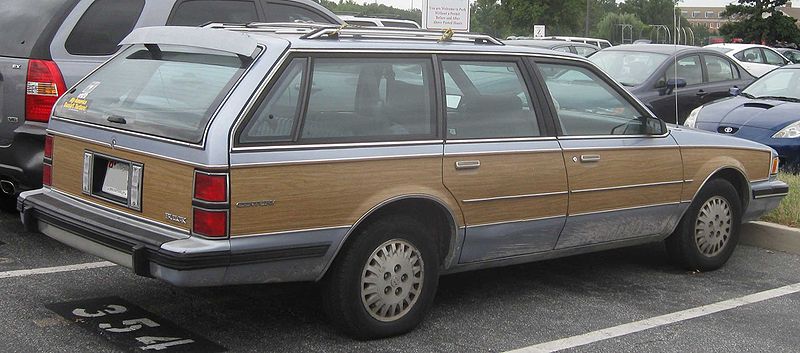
[78, 81, 101, 99]
[63, 97, 89, 112]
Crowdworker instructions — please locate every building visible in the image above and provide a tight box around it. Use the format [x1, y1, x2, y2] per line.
[677, 6, 730, 33]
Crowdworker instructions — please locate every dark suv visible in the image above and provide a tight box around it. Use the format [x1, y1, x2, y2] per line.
[0, 0, 341, 202]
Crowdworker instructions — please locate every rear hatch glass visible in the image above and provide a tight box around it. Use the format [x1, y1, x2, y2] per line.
[0, 0, 75, 58]
[53, 44, 250, 143]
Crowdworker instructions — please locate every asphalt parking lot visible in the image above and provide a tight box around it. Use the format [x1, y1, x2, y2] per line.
[1, 208, 799, 353]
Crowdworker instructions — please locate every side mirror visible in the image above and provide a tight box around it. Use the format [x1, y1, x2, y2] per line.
[637, 116, 667, 135]
[729, 86, 740, 96]
[666, 78, 687, 89]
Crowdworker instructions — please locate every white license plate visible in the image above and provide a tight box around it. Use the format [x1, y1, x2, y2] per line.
[102, 161, 130, 199]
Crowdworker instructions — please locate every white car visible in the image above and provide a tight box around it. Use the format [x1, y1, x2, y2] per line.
[340, 15, 420, 29]
[705, 43, 790, 77]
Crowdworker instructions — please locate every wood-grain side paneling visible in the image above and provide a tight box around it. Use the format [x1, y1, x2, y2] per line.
[229, 156, 459, 236]
[680, 147, 771, 201]
[51, 135, 195, 231]
[443, 151, 568, 225]
[563, 147, 683, 215]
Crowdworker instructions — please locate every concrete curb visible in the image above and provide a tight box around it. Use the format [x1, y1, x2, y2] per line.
[741, 221, 800, 255]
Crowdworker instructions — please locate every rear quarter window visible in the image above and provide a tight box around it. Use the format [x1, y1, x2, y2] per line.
[0, 0, 77, 58]
[54, 44, 251, 143]
[65, 0, 145, 56]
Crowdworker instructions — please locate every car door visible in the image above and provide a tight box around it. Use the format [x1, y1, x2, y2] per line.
[534, 59, 683, 249]
[438, 56, 568, 263]
[701, 54, 745, 105]
[649, 55, 704, 124]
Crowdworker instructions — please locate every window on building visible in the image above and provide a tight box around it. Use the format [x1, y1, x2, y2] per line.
[706, 11, 715, 18]
[692, 11, 701, 18]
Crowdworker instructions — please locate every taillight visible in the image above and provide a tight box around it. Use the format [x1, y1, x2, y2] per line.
[26, 59, 67, 123]
[43, 134, 54, 186]
[44, 135, 54, 159]
[194, 172, 228, 202]
[192, 169, 229, 238]
[42, 164, 52, 187]
[192, 208, 228, 237]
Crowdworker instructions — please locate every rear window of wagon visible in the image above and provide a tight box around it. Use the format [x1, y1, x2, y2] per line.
[53, 44, 250, 143]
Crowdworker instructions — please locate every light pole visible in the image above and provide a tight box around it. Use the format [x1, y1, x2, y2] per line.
[585, 0, 590, 36]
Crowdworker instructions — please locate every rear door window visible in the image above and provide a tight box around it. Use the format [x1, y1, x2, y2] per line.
[65, 0, 145, 56]
[735, 48, 764, 64]
[239, 58, 306, 144]
[168, 0, 260, 26]
[54, 44, 250, 143]
[0, 0, 75, 58]
[300, 57, 436, 141]
[704, 55, 736, 82]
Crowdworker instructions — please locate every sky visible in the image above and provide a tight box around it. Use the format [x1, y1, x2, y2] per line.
[353, 0, 799, 12]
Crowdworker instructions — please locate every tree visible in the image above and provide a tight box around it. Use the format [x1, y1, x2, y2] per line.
[593, 12, 646, 44]
[619, 0, 679, 26]
[719, 0, 800, 44]
[319, 0, 422, 24]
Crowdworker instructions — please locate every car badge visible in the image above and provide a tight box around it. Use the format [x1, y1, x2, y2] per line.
[723, 127, 734, 133]
[11, 64, 21, 70]
[110, 138, 117, 149]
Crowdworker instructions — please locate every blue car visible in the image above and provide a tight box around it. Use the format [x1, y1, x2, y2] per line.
[685, 64, 800, 168]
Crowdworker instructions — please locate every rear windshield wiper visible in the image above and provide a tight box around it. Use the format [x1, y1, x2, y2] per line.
[755, 95, 800, 103]
[107, 115, 127, 124]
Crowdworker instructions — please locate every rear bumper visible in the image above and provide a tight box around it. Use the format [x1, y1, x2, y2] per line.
[743, 178, 789, 222]
[0, 122, 47, 192]
[18, 188, 341, 287]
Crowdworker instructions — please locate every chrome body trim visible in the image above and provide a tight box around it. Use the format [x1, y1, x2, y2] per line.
[233, 139, 444, 152]
[558, 133, 669, 140]
[444, 148, 562, 156]
[561, 144, 679, 152]
[678, 144, 773, 153]
[754, 193, 788, 199]
[230, 152, 442, 168]
[446, 137, 558, 143]
[569, 201, 681, 217]
[469, 214, 566, 228]
[463, 191, 568, 203]
[231, 225, 352, 238]
[571, 180, 683, 194]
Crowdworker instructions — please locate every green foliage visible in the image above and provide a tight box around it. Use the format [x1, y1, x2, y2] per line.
[594, 12, 646, 44]
[319, 0, 422, 24]
[762, 172, 800, 227]
[619, 0, 678, 26]
[719, 0, 800, 44]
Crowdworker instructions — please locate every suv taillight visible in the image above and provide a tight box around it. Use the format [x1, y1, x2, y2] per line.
[26, 59, 67, 123]
[43, 134, 54, 186]
[192, 170, 229, 238]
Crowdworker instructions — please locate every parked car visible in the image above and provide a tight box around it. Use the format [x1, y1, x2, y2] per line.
[0, 0, 342, 203]
[542, 36, 612, 49]
[18, 24, 786, 339]
[504, 39, 599, 57]
[705, 43, 790, 77]
[590, 44, 755, 124]
[685, 64, 800, 169]
[340, 15, 420, 28]
[775, 47, 800, 64]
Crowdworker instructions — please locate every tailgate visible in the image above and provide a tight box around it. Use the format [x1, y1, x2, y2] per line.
[50, 134, 196, 232]
[0, 56, 28, 145]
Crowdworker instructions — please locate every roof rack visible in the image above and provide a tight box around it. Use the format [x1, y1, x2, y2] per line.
[204, 22, 504, 45]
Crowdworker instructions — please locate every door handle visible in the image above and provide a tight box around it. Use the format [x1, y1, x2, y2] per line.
[455, 160, 481, 170]
[579, 155, 601, 163]
[696, 90, 708, 97]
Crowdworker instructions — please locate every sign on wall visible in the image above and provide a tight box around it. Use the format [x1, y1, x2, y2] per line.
[533, 25, 546, 38]
[422, 0, 470, 32]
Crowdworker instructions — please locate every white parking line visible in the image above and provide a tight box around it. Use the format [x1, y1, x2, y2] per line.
[506, 282, 800, 353]
[0, 261, 117, 279]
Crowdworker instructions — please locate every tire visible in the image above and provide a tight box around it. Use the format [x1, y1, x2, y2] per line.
[322, 214, 440, 340]
[666, 178, 742, 271]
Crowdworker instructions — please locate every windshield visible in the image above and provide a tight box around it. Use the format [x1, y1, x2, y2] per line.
[589, 50, 669, 87]
[53, 44, 249, 143]
[742, 68, 800, 100]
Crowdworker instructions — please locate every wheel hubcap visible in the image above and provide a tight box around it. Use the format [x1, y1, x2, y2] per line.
[360, 239, 424, 322]
[695, 196, 732, 257]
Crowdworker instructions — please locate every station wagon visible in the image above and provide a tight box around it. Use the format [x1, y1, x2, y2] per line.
[18, 24, 788, 339]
